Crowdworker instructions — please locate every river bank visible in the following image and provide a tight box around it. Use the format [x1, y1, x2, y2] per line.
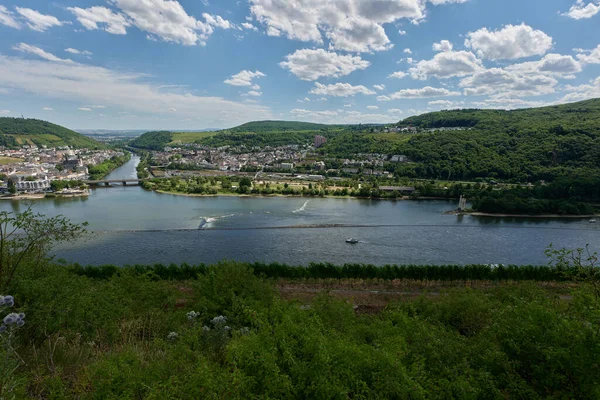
[449, 210, 599, 219]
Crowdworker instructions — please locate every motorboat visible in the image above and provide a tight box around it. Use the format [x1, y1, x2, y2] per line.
[346, 238, 359, 244]
[590, 219, 597, 223]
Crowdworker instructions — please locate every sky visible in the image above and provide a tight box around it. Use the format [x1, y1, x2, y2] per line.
[0, 0, 599, 130]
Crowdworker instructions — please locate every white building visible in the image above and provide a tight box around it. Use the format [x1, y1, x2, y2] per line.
[9, 172, 51, 192]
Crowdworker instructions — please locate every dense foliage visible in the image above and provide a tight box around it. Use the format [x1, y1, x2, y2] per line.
[470, 177, 600, 215]
[129, 131, 173, 150]
[5, 261, 599, 398]
[322, 98, 600, 182]
[0, 118, 105, 149]
[87, 153, 131, 180]
[227, 120, 331, 132]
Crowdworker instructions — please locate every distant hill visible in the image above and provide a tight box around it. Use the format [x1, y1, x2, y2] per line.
[129, 131, 174, 151]
[0, 118, 105, 149]
[227, 120, 332, 133]
[400, 98, 600, 133]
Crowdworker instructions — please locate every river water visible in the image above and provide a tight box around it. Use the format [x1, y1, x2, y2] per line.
[2, 156, 598, 266]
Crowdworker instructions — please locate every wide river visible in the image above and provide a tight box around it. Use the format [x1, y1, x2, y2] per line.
[2, 156, 598, 266]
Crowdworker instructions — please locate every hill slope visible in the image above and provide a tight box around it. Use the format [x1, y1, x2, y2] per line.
[321, 98, 600, 182]
[0, 118, 105, 149]
[227, 120, 331, 133]
[129, 131, 174, 150]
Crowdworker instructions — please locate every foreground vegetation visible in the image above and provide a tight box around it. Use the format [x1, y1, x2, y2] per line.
[0, 209, 599, 398]
[0, 118, 105, 149]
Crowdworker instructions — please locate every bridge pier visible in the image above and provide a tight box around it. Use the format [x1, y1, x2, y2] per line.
[123, 181, 127, 186]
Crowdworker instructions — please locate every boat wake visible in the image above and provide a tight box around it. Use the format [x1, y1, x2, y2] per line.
[198, 214, 236, 229]
[292, 200, 309, 213]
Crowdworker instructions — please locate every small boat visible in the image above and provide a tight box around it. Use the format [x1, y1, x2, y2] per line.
[346, 238, 359, 244]
[590, 219, 597, 223]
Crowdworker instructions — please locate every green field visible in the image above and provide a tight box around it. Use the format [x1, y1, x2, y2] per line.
[169, 131, 218, 144]
[0, 156, 23, 164]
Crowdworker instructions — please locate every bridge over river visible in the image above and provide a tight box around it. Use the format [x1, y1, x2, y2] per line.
[86, 178, 153, 186]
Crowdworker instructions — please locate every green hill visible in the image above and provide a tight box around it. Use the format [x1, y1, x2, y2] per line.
[0, 117, 106, 149]
[130, 131, 174, 151]
[321, 98, 600, 182]
[228, 120, 331, 133]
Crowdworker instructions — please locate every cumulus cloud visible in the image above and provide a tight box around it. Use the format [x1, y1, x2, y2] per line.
[310, 82, 376, 97]
[78, 108, 93, 112]
[379, 86, 461, 100]
[0, 6, 21, 29]
[241, 22, 258, 31]
[373, 84, 386, 90]
[13, 43, 73, 64]
[224, 70, 266, 86]
[290, 108, 397, 124]
[428, 99, 455, 107]
[559, 77, 600, 103]
[15, 7, 65, 32]
[505, 53, 582, 77]
[70, 1, 233, 45]
[0, 55, 272, 126]
[244, 90, 262, 97]
[68, 6, 130, 35]
[465, 23, 553, 60]
[432, 40, 453, 52]
[377, 95, 392, 101]
[460, 67, 558, 97]
[576, 44, 600, 64]
[43, 107, 53, 111]
[249, 0, 466, 53]
[398, 29, 407, 35]
[367, 105, 379, 110]
[168, 107, 177, 111]
[403, 48, 412, 54]
[280, 49, 370, 81]
[409, 51, 483, 79]
[389, 71, 407, 79]
[561, 0, 600, 19]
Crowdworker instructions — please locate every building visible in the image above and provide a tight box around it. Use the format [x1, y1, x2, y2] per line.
[313, 161, 326, 170]
[390, 155, 408, 163]
[314, 135, 327, 148]
[9, 172, 51, 192]
[280, 162, 294, 170]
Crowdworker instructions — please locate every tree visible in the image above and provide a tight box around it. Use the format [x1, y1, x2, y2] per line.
[7, 182, 16, 195]
[0, 208, 87, 289]
[546, 244, 600, 300]
[239, 177, 252, 188]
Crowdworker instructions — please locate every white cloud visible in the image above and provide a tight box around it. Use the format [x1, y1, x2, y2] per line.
[428, 99, 455, 107]
[432, 40, 453, 52]
[245, 90, 262, 96]
[0, 110, 10, 115]
[389, 71, 407, 79]
[387, 108, 403, 114]
[409, 51, 482, 79]
[0, 55, 272, 127]
[472, 98, 547, 110]
[78, 108, 93, 112]
[224, 70, 266, 86]
[465, 23, 553, 60]
[86, 105, 106, 109]
[168, 107, 177, 111]
[310, 82, 376, 97]
[373, 84, 386, 91]
[367, 105, 379, 110]
[15, 7, 65, 32]
[0, 6, 21, 29]
[13, 43, 74, 64]
[43, 107, 53, 111]
[381, 86, 461, 100]
[377, 95, 392, 101]
[403, 48, 412, 54]
[576, 44, 600, 64]
[280, 49, 370, 81]
[68, 6, 131, 35]
[344, 103, 353, 107]
[241, 22, 258, 31]
[460, 67, 558, 97]
[70, 1, 233, 45]
[559, 77, 600, 103]
[249, 0, 436, 53]
[290, 108, 397, 124]
[203, 13, 234, 30]
[505, 53, 582, 77]
[428, 0, 469, 4]
[65, 48, 93, 56]
[398, 29, 407, 35]
[561, 1, 600, 19]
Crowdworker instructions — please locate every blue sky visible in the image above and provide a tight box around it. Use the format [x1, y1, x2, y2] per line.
[0, 0, 599, 130]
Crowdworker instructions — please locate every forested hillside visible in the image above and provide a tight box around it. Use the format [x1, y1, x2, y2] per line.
[227, 120, 331, 132]
[0, 118, 105, 149]
[129, 131, 174, 150]
[322, 98, 600, 182]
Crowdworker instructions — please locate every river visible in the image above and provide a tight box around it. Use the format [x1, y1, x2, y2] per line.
[2, 156, 598, 266]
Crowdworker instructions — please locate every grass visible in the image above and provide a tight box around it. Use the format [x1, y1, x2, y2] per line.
[169, 131, 218, 144]
[0, 156, 23, 164]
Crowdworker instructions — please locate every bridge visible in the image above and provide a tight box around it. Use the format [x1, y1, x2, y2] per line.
[86, 178, 151, 186]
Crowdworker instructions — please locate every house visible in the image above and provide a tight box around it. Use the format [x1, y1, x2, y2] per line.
[390, 155, 408, 163]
